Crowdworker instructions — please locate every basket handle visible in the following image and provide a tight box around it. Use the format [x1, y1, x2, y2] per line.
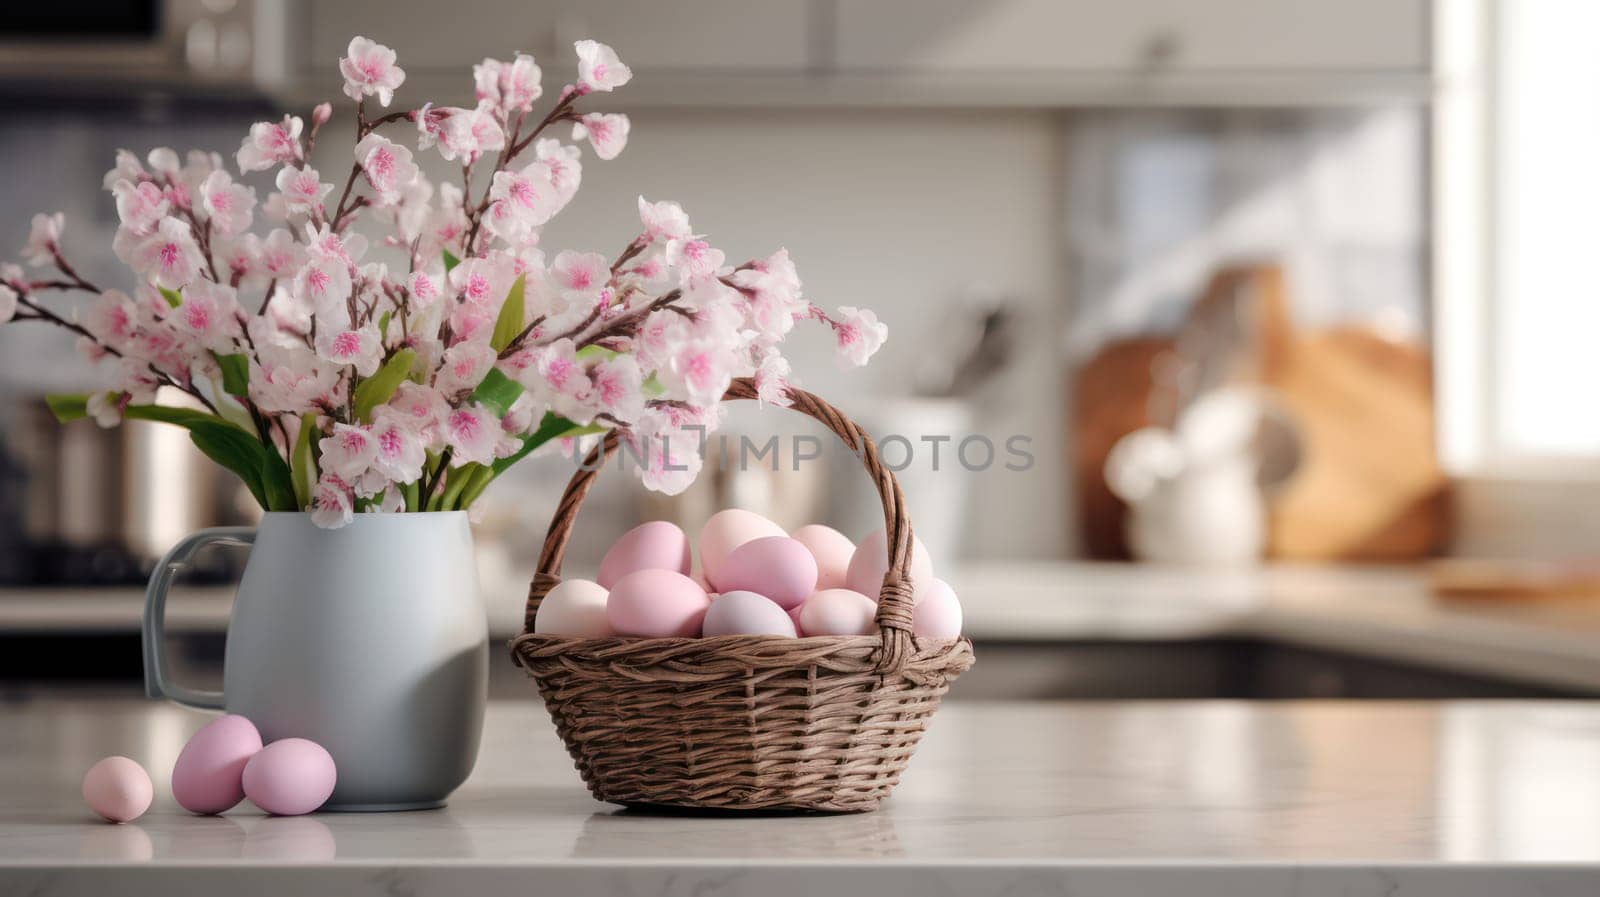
[525, 377, 918, 673]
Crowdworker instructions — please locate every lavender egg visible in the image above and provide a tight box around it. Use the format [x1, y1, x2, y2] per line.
[597, 521, 692, 589]
[844, 528, 934, 604]
[798, 588, 879, 637]
[699, 509, 786, 590]
[715, 537, 818, 610]
[913, 578, 964, 640]
[791, 524, 855, 591]
[701, 590, 798, 637]
[172, 714, 263, 815]
[606, 569, 711, 638]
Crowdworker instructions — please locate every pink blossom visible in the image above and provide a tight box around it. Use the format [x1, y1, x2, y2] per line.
[444, 403, 500, 465]
[258, 228, 306, 279]
[550, 250, 608, 300]
[571, 113, 630, 161]
[311, 473, 354, 528]
[665, 237, 725, 286]
[448, 256, 514, 307]
[574, 40, 631, 93]
[832, 305, 887, 368]
[236, 116, 303, 172]
[22, 212, 63, 267]
[249, 346, 343, 415]
[0, 283, 15, 325]
[355, 134, 420, 206]
[319, 423, 378, 479]
[275, 165, 333, 215]
[625, 409, 704, 495]
[129, 218, 204, 289]
[435, 340, 497, 394]
[588, 353, 644, 420]
[312, 102, 333, 128]
[112, 181, 169, 235]
[535, 139, 583, 202]
[488, 162, 561, 234]
[474, 54, 543, 113]
[173, 280, 242, 351]
[292, 253, 353, 318]
[415, 103, 506, 164]
[408, 264, 446, 307]
[637, 196, 692, 242]
[339, 36, 406, 107]
[754, 348, 794, 406]
[369, 410, 427, 482]
[384, 381, 450, 443]
[315, 324, 383, 376]
[102, 149, 147, 191]
[199, 170, 257, 238]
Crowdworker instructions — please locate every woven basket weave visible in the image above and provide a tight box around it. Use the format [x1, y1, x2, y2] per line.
[510, 377, 974, 812]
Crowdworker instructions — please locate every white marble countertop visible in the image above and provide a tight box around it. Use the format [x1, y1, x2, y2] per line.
[6, 562, 1600, 691]
[2, 698, 1599, 895]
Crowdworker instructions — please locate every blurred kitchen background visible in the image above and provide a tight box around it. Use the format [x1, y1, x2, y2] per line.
[3, 0, 1598, 701]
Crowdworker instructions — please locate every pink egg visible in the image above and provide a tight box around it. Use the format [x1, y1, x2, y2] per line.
[798, 588, 879, 637]
[173, 714, 263, 815]
[82, 756, 153, 824]
[913, 578, 964, 640]
[242, 739, 337, 817]
[791, 524, 855, 591]
[845, 528, 935, 604]
[788, 604, 807, 635]
[715, 537, 818, 610]
[597, 521, 692, 589]
[699, 509, 785, 590]
[702, 590, 798, 637]
[534, 579, 614, 637]
[605, 569, 711, 638]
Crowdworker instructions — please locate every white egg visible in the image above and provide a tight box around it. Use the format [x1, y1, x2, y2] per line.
[534, 579, 614, 637]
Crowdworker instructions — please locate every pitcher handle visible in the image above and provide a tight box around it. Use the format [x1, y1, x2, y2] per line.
[142, 527, 255, 710]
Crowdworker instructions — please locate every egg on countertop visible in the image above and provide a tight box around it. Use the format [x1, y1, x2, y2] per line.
[913, 577, 964, 640]
[791, 524, 855, 591]
[845, 528, 935, 604]
[597, 521, 692, 589]
[714, 536, 818, 610]
[172, 714, 263, 815]
[606, 569, 711, 638]
[699, 509, 786, 590]
[701, 590, 798, 637]
[82, 756, 153, 824]
[242, 738, 337, 817]
[797, 588, 879, 637]
[534, 579, 615, 637]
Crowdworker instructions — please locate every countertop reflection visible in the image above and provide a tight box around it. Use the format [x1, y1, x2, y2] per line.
[2, 698, 1599, 895]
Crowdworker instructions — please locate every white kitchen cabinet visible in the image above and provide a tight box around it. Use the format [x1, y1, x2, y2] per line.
[306, 1, 811, 74]
[834, 0, 1429, 73]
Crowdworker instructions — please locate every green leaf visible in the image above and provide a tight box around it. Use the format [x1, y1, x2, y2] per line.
[122, 404, 248, 432]
[468, 367, 523, 418]
[377, 310, 392, 336]
[489, 413, 599, 476]
[46, 393, 91, 423]
[158, 287, 182, 308]
[490, 274, 527, 353]
[351, 348, 418, 423]
[213, 352, 250, 398]
[290, 411, 318, 509]
[641, 373, 666, 397]
[442, 249, 461, 272]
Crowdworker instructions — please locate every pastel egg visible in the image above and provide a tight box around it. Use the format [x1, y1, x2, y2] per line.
[715, 537, 818, 610]
[845, 528, 935, 604]
[702, 590, 798, 637]
[791, 524, 856, 591]
[82, 756, 153, 824]
[534, 579, 614, 637]
[173, 714, 263, 815]
[913, 578, 964, 640]
[243, 739, 337, 817]
[699, 509, 786, 590]
[597, 521, 691, 589]
[788, 605, 806, 635]
[797, 588, 879, 637]
[605, 569, 711, 638]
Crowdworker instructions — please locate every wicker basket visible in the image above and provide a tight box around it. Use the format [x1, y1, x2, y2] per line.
[510, 377, 974, 812]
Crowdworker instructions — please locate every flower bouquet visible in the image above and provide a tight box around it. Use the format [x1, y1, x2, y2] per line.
[0, 35, 887, 528]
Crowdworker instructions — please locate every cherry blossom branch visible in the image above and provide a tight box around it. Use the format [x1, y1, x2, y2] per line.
[576, 289, 682, 348]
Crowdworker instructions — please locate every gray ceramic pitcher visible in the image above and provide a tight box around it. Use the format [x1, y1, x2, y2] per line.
[142, 511, 488, 811]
